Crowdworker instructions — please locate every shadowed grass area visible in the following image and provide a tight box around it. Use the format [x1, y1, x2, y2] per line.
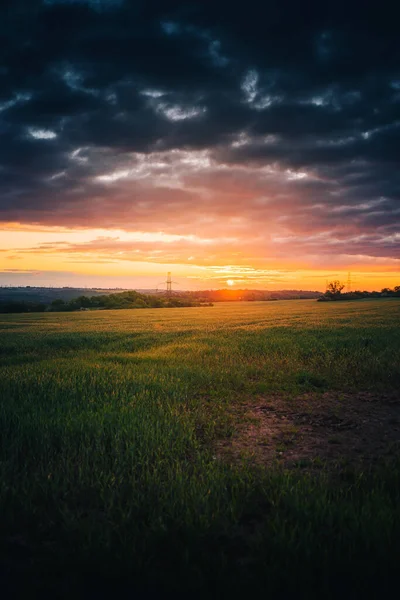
[1, 299, 400, 598]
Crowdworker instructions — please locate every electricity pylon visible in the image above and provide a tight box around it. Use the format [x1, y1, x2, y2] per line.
[157, 272, 178, 295]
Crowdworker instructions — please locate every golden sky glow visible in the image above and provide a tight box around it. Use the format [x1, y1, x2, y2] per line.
[1, 222, 398, 291]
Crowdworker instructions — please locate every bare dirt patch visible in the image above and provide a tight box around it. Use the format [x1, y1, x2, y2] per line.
[216, 392, 400, 472]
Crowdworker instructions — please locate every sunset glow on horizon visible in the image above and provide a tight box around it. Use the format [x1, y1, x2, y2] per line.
[1, 220, 398, 291]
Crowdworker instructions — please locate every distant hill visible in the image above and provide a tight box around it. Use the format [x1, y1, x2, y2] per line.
[0, 287, 130, 305]
[0, 286, 321, 306]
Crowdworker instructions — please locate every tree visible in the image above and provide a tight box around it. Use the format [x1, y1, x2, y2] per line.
[325, 280, 345, 300]
[51, 298, 66, 310]
[76, 295, 92, 308]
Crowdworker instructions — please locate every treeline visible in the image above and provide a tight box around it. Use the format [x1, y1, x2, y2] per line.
[318, 283, 400, 302]
[0, 287, 112, 305]
[0, 301, 47, 314]
[0, 291, 212, 314]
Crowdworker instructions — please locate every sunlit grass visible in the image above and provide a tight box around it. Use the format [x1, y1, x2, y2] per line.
[1, 299, 400, 596]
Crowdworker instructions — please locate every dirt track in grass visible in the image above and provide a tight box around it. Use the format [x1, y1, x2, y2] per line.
[216, 392, 400, 472]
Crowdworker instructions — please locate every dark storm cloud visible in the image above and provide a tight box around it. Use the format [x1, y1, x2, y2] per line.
[0, 0, 399, 259]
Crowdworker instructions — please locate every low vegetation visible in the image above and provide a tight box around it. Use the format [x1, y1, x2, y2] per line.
[319, 282, 400, 301]
[0, 290, 211, 313]
[1, 299, 400, 597]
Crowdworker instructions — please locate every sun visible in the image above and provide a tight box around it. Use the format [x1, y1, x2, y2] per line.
[226, 279, 235, 286]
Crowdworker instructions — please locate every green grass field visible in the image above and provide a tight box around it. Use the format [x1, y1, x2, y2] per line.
[1, 299, 400, 598]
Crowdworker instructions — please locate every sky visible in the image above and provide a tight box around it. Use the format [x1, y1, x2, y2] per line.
[0, 0, 399, 291]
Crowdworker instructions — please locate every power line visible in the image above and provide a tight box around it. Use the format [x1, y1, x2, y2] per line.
[347, 272, 352, 292]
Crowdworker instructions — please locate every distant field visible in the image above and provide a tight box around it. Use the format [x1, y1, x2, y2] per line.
[1, 299, 400, 597]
